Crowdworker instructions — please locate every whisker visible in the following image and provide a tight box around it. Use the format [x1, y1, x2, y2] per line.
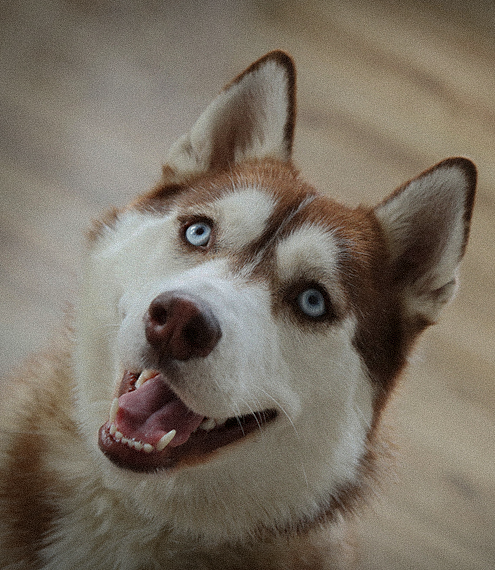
[255, 389, 310, 489]
[257, 388, 299, 439]
[354, 402, 372, 431]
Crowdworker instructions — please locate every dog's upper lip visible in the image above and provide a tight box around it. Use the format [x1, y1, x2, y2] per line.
[98, 370, 278, 472]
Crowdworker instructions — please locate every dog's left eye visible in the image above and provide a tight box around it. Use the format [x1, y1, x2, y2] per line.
[184, 222, 212, 247]
[297, 288, 327, 318]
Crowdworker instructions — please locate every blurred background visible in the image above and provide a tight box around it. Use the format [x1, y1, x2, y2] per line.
[1, 0, 494, 567]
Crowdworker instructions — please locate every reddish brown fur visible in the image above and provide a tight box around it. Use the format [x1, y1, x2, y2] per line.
[0, 341, 77, 566]
[3, 430, 53, 566]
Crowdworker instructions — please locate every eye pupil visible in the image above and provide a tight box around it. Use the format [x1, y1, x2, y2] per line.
[307, 293, 319, 306]
[185, 222, 212, 246]
[297, 288, 326, 318]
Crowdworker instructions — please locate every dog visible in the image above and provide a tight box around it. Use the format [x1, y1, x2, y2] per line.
[0, 51, 476, 569]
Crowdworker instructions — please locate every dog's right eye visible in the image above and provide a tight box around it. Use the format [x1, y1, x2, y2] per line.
[184, 221, 212, 247]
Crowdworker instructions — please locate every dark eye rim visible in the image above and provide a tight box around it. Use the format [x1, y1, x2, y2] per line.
[180, 216, 216, 250]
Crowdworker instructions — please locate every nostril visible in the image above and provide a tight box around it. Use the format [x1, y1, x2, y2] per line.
[183, 313, 216, 351]
[183, 317, 201, 346]
[148, 302, 168, 327]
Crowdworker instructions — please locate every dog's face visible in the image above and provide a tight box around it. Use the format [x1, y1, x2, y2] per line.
[73, 52, 475, 541]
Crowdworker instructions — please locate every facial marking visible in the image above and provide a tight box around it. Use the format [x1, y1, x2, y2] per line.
[275, 223, 347, 312]
[276, 224, 339, 278]
[212, 187, 276, 249]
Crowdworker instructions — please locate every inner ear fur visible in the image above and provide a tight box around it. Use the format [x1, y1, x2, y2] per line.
[164, 50, 296, 180]
[374, 157, 476, 323]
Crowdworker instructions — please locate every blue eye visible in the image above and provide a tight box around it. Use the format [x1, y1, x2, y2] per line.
[297, 288, 326, 318]
[185, 222, 212, 247]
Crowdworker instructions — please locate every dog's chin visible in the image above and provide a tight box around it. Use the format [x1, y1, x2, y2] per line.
[98, 370, 278, 473]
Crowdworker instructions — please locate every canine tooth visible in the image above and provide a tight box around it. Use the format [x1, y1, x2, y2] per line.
[109, 424, 117, 436]
[200, 418, 216, 431]
[156, 429, 176, 452]
[143, 443, 154, 453]
[109, 398, 119, 422]
[135, 369, 156, 389]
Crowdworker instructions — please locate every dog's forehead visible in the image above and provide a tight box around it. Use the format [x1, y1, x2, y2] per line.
[275, 223, 341, 282]
[111, 162, 381, 293]
[174, 173, 377, 271]
[184, 186, 277, 249]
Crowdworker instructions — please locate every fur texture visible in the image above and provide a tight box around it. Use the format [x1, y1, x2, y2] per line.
[0, 51, 476, 569]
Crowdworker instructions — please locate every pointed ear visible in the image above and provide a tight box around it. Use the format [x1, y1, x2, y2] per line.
[165, 51, 296, 178]
[374, 158, 476, 323]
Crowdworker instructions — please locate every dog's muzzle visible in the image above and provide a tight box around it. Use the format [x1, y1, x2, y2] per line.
[98, 290, 277, 472]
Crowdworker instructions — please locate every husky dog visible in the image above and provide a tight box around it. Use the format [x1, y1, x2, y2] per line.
[0, 51, 476, 569]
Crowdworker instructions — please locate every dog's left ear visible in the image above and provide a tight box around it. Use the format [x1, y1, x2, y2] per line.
[165, 51, 295, 177]
[375, 157, 476, 324]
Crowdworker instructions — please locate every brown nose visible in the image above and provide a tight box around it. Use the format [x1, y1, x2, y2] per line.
[144, 292, 222, 361]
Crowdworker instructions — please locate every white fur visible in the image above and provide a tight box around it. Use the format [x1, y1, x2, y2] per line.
[69, 184, 374, 561]
[188, 186, 277, 251]
[276, 224, 347, 311]
[213, 187, 276, 249]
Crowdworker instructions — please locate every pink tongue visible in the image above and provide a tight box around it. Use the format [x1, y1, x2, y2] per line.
[115, 376, 205, 447]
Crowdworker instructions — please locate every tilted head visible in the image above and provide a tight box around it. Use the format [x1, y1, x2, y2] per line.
[74, 51, 476, 542]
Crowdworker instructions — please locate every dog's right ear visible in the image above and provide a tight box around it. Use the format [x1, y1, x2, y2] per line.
[164, 51, 296, 179]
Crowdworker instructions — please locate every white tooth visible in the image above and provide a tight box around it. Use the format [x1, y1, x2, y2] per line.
[109, 398, 119, 422]
[121, 437, 129, 445]
[109, 424, 117, 436]
[135, 369, 156, 389]
[132, 441, 143, 451]
[115, 431, 123, 440]
[143, 443, 154, 453]
[156, 429, 176, 452]
[200, 418, 216, 431]
[134, 375, 145, 390]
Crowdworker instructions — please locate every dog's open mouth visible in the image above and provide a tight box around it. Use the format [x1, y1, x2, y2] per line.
[98, 370, 277, 472]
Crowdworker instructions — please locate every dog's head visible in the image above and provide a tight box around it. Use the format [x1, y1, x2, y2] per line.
[74, 52, 475, 541]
